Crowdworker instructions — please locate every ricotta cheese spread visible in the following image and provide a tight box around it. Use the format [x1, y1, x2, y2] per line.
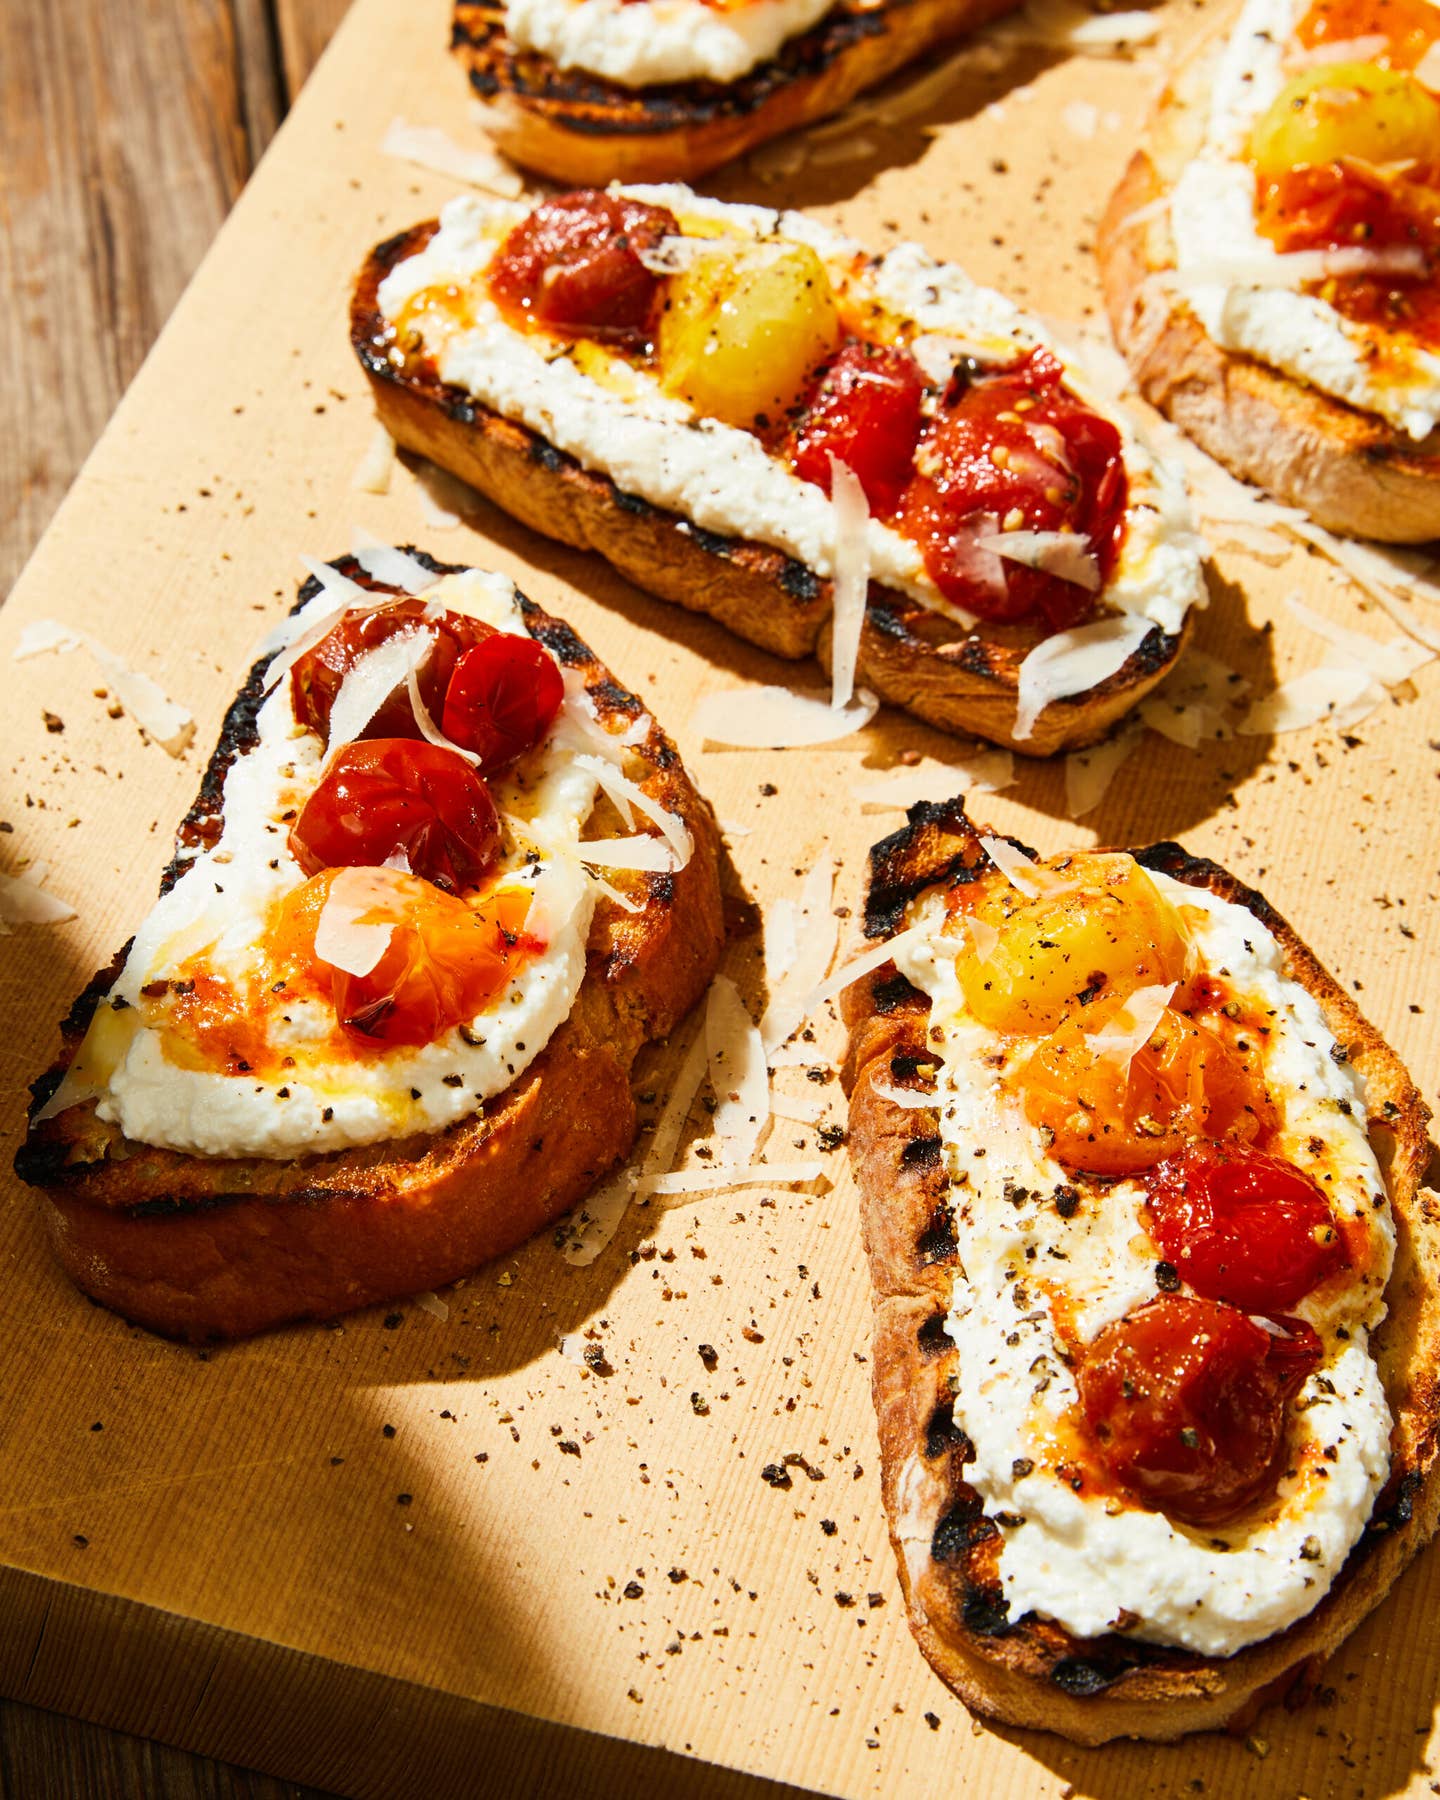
[504, 0, 838, 87]
[890, 865, 1395, 1656]
[377, 186, 1206, 718]
[60, 567, 626, 1160]
[1169, 0, 1440, 438]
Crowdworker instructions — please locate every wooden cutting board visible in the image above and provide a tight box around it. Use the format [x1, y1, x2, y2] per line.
[1, 0, 1437, 1793]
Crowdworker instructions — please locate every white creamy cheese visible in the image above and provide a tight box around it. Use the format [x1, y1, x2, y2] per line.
[73, 568, 616, 1160]
[1169, 0, 1440, 438]
[376, 188, 1206, 670]
[891, 870, 1395, 1656]
[504, 0, 837, 86]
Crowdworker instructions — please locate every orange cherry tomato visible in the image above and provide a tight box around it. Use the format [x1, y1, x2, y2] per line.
[1018, 994, 1276, 1176]
[276, 870, 542, 1048]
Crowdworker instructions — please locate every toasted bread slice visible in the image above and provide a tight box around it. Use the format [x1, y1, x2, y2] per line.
[352, 224, 1195, 757]
[1096, 9, 1440, 543]
[841, 796, 1438, 1742]
[15, 554, 725, 1342]
[450, 0, 1021, 185]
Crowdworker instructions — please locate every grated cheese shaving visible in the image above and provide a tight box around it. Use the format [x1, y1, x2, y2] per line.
[13, 620, 83, 660]
[705, 975, 770, 1168]
[350, 529, 438, 596]
[827, 459, 870, 713]
[979, 834, 1043, 898]
[759, 861, 837, 1051]
[1238, 666, 1382, 735]
[406, 659, 480, 765]
[1013, 611, 1155, 741]
[975, 529, 1101, 592]
[0, 862, 77, 933]
[853, 753, 1016, 811]
[314, 867, 403, 977]
[800, 922, 933, 1019]
[642, 1161, 826, 1200]
[966, 914, 1000, 963]
[1065, 721, 1144, 818]
[414, 1290, 450, 1321]
[692, 684, 877, 749]
[351, 427, 395, 495]
[327, 629, 433, 750]
[576, 833, 683, 872]
[380, 117, 524, 197]
[1089, 982, 1176, 1073]
[573, 755, 693, 866]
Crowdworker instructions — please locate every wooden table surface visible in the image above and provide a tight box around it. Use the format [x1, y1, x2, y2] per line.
[2, 4, 346, 1789]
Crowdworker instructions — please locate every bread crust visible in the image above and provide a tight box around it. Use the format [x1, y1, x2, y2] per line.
[15, 554, 725, 1343]
[841, 797, 1439, 1742]
[1096, 11, 1440, 543]
[449, 0, 1020, 185]
[353, 227, 1191, 756]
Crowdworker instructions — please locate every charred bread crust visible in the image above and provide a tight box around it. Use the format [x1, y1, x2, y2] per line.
[1096, 14, 1440, 543]
[450, 0, 1022, 185]
[353, 231, 1191, 757]
[842, 798, 1439, 1742]
[15, 553, 725, 1343]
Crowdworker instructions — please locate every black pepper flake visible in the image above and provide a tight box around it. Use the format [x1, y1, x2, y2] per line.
[821, 1519, 837, 1535]
[925, 1712, 941, 1731]
[383, 1313, 403, 1330]
[698, 1344, 719, 1371]
[73, 1535, 88, 1549]
[1011, 1457, 1034, 1480]
[396, 1493, 412, 1506]
[623, 1580, 644, 1599]
[322, 1107, 334, 1123]
[834, 1591, 856, 1608]
[1155, 1261, 1181, 1293]
[817, 1124, 846, 1152]
[90, 1422, 103, 1433]
[382, 1424, 397, 1439]
[443, 1074, 464, 1088]
[690, 1393, 710, 1416]
[761, 1463, 793, 1489]
[1180, 1427, 1200, 1449]
[1053, 1185, 1080, 1219]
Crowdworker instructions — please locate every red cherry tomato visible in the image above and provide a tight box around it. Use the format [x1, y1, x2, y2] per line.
[290, 601, 493, 746]
[441, 635, 565, 772]
[787, 343, 926, 513]
[1077, 1296, 1321, 1525]
[1145, 1142, 1350, 1312]
[333, 882, 541, 1048]
[900, 348, 1128, 632]
[488, 192, 678, 344]
[289, 738, 501, 895]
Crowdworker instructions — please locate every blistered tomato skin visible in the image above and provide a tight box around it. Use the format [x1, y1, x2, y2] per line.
[787, 342, 926, 511]
[1021, 1003, 1276, 1176]
[290, 601, 493, 746]
[1146, 1142, 1350, 1312]
[441, 635, 566, 771]
[289, 739, 502, 894]
[1078, 1297, 1322, 1525]
[901, 348, 1128, 631]
[488, 192, 678, 344]
[334, 885, 541, 1048]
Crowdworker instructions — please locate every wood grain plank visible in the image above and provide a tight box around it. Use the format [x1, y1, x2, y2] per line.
[0, 0, 298, 602]
[275, 0, 357, 91]
[0, 1697, 334, 1800]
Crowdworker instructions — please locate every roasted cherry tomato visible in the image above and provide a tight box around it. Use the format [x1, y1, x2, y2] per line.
[787, 342, 926, 512]
[1077, 1296, 1321, 1525]
[335, 882, 539, 1047]
[441, 634, 565, 771]
[290, 600, 493, 746]
[1020, 997, 1276, 1176]
[289, 739, 501, 895]
[488, 192, 678, 344]
[278, 869, 542, 1048]
[900, 348, 1128, 631]
[1297, 0, 1440, 71]
[1145, 1142, 1350, 1312]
